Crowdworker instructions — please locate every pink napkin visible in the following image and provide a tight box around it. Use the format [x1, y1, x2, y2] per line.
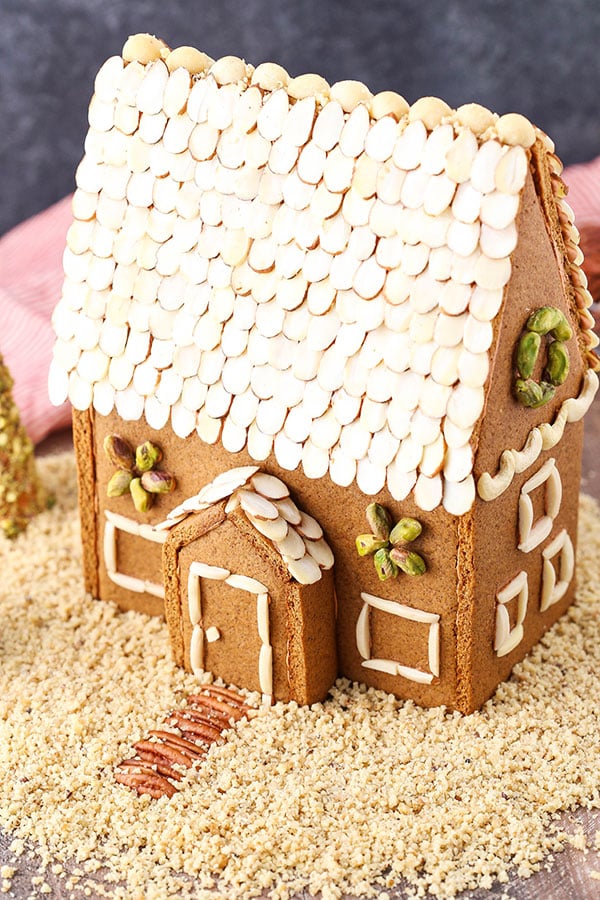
[0, 157, 598, 444]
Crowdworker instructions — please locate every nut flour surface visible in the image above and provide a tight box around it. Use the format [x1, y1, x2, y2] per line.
[1, 452, 599, 899]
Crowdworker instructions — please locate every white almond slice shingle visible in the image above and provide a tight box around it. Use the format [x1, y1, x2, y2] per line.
[474, 254, 511, 291]
[171, 401, 197, 438]
[305, 537, 335, 569]
[292, 347, 322, 381]
[256, 397, 287, 435]
[173, 343, 202, 377]
[77, 346, 109, 383]
[494, 145, 528, 195]
[409, 409, 441, 446]
[419, 378, 452, 419]
[196, 408, 222, 445]
[296, 511, 323, 541]
[423, 173, 456, 216]
[422, 124, 455, 175]
[219, 417, 247, 453]
[354, 153, 380, 199]
[250, 473, 290, 500]
[94, 55, 124, 102]
[181, 376, 208, 411]
[414, 472, 443, 511]
[457, 349, 490, 387]
[392, 119, 427, 171]
[273, 432, 303, 471]
[187, 78, 212, 123]
[127, 171, 155, 208]
[376, 235, 403, 270]
[376, 164, 406, 206]
[139, 111, 167, 144]
[310, 409, 342, 450]
[394, 435, 424, 473]
[443, 474, 475, 516]
[451, 249, 481, 286]
[155, 368, 184, 404]
[302, 441, 330, 479]
[364, 116, 398, 163]
[222, 353, 252, 394]
[287, 554, 322, 585]
[283, 405, 312, 443]
[92, 378, 115, 416]
[269, 137, 299, 176]
[400, 167, 430, 209]
[306, 279, 336, 316]
[444, 444, 473, 483]
[313, 100, 344, 151]
[446, 384, 485, 429]
[67, 370, 94, 411]
[163, 66, 191, 117]
[229, 388, 259, 427]
[360, 398, 387, 433]
[226, 573, 268, 594]
[420, 208, 454, 249]
[72, 189, 99, 222]
[275, 526, 306, 560]
[480, 191, 520, 230]
[205, 382, 232, 418]
[480, 221, 518, 259]
[329, 449, 357, 487]
[353, 256, 386, 300]
[238, 488, 279, 521]
[115, 385, 145, 421]
[369, 200, 398, 239]
[430, 345, 460, 386]
[339, 421, 371, 460]
[113, 102, 139, 136]
[433, 313, 467, 348]
[137, 59, 169, 114]
[419, 432, 445, 477]
[189, 122, 219, 161]
[447, 220, 480, 257]
[401, 242, 430, 277]
[310, 182, 344, 221]
[323, 147, 355, 193]
[471, 141, 506, 195]
[444, 129, 478, 183]
[443, 418, 473, 449]
[469, 285, 504, 322]
[207, 83, 239, 130]
[387, 462, 417, 501]
[452, 181, 482, 224]
[257, 88, 289, 141]
[282, 96, 316, 146]
[439, 281, 472, 316]
[463, 316, 494, 354]
[340, 103, 370, 158]
[132, 360, 159, 396]
[88, 95, 115, 132]
[342, 189, 374, 227]
[282, 172, 316, 211]
[368, 427, 400, 467]
[409, 311, 437, 345]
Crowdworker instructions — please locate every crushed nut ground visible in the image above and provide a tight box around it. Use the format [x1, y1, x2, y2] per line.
[0, 453, 599, 899]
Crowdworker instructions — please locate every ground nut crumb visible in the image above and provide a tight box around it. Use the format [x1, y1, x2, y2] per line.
[0, 453, 599, 899]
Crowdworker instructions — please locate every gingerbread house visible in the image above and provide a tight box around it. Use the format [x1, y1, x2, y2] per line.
[49, 34, 599, 713]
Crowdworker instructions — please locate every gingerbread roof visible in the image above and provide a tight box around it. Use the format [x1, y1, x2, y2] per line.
[155, 465, 334, 585]
[48, 35, 599, 515]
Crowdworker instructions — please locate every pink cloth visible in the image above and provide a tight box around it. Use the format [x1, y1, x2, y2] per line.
[0, 155, 599, 444]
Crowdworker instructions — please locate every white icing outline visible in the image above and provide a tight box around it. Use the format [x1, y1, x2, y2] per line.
[540, 529, 574, 612]
[494, 570, 528, 658]
[517, 459, 561, 553]
[357, 591, 440, 683]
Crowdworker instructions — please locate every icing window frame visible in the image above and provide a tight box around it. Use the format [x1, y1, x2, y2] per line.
[103, 510, 166, 598]
[356, 591, 440, 685]
[518, 458, 562, 553]
[494, 570, 528, 658]
[540, 529, 574, 612]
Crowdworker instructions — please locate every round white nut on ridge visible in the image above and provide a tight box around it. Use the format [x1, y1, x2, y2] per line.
[166, 46, 213, 74]
[408, 96, 452, 130]
[288, 73, 330, 102]
[251, 62, 290, 91]
[330, 79, 372, 112]
[455, 103, 496, 135]
[495, 112, 536, 148]
[371, 90, 410, 121]
[122, 33, 166, 64]
[210, 55, 248, 84]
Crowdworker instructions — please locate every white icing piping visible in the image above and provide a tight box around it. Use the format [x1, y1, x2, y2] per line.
[477, 370, 598, 501]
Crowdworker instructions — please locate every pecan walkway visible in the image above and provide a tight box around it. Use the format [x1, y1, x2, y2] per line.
[115, 685, 258, 798]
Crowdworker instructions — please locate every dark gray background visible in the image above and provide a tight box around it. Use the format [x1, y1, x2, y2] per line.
[1, 0, 599, 236]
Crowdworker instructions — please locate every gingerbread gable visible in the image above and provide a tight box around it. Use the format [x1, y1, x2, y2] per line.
[48, 38, 599, 520]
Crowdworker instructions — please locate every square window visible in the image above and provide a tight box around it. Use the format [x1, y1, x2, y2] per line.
[540, 529, 574, 612]
[356, 592, 440, 684]
[103, 510, 166, 598]
[494, 571, 528, 657]
[518, 459, 562, 553]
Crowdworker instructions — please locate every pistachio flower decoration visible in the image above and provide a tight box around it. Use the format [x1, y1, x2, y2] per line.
[514, 306, 571, 409]
[104, 435, 176, 513]
[356, 503, 426, 581]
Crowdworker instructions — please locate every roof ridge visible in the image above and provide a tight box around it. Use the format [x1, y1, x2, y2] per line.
[119, 32, 539, 151]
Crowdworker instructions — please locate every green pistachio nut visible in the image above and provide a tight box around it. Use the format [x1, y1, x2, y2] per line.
[551, 313, 572, 342]
[545, 340, 570, 386]
[107, 469, 133, 498]
[526, 306, 563, 336]
[516, 331, 541, 379]
[389, 547, 427, 576]
[141, 470, 176, 494]
[515, 378, 555, 408]
[356, 534, 388, 557]
[135, 440, 163, 472]
[389, 517, 422, 545]
[373, 548, 399, 581]
[103, 434, 135, 470]
[365, 502, 392, 541]
[130, 477, 153, 513]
